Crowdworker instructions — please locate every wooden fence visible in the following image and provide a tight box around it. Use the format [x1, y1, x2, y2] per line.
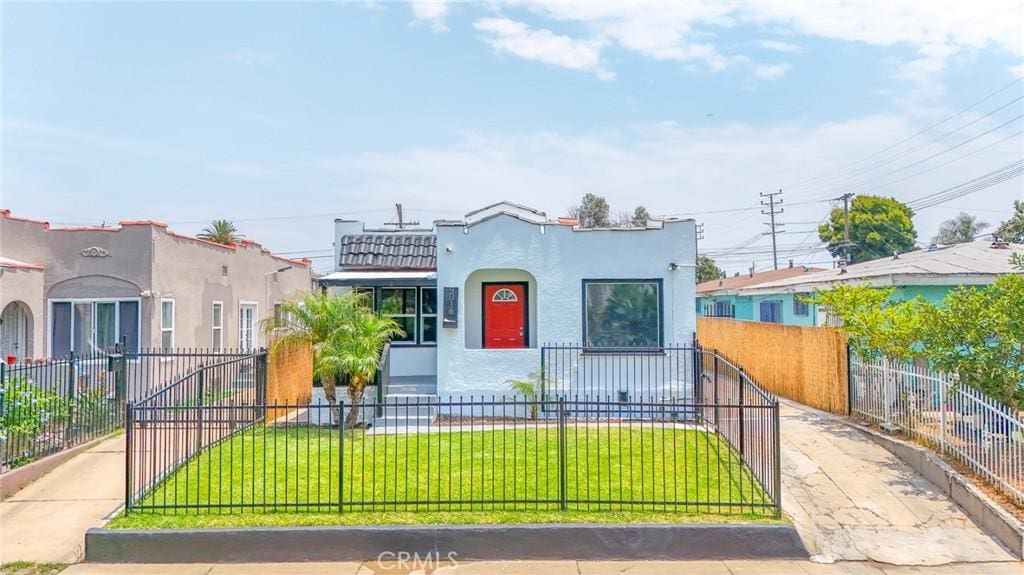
[266, 342, 313, 420]
[697, 317, 849, 414]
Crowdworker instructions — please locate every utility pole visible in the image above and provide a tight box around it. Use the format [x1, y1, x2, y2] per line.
[383, 203, 420, 230]
[760, 189, 784, 270]
[835, 192, 856, 265]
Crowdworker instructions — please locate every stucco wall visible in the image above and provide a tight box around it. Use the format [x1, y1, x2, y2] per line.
[152, 231, 312, 349]
[435, 215, 697, 396]
[1, 213, 312, 354]
[0, 267, 45, 360]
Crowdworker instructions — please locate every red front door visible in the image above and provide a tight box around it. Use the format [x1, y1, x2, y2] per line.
[483, 284, 526, 348]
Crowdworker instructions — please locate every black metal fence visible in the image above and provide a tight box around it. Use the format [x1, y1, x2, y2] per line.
[126, 347, 780, 518]
[541, 343, 700, 403]
[0, 347, 261, 472]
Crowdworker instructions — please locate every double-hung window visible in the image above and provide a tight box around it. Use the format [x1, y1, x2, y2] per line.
[759, 300, 783, 323]
[583, 280, 662, 348]
[793, 294, 810, 317]
[161, 299, 175, 349]
[380, 288, 417, 343]
[50, 299, 140, 356]
[212, 301, 224, 351]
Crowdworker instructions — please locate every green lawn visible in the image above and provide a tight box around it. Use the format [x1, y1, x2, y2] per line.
[124, 424, 774, 526]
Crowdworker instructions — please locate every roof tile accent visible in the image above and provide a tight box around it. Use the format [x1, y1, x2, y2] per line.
[340, 234, 437, 271]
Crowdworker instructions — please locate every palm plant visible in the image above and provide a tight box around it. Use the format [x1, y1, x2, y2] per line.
[197, 219, 243, 245]
[319, 312, 403, 428]
[506, 371, 547, 420]
[265, 291, 401, 427]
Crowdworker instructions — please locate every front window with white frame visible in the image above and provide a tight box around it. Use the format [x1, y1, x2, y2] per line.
[212, 301, 224, 351]
[49, 299, 141, 356]
[160, 299, 175, 349]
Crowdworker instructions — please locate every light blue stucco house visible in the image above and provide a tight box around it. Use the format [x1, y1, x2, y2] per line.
[696, 266, 824, 326]
[699, 240, 1023, 327]
[321, 201, 698, 404]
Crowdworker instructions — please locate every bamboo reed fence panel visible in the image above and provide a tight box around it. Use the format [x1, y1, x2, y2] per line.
[266, 342, 313, 420]
[697, 317, 849, 414]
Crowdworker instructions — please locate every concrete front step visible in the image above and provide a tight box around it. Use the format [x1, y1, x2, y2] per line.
[385, 384, 438, 395]
[372, 393, 438, 428]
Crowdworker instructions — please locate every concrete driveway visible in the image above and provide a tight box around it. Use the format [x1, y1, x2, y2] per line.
[779, 401, 1016, 565]
[0, 435, 125, 564]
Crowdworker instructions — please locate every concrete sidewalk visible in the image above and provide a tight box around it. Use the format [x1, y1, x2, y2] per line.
[58, 559, 1024, 574]
[0, 435, 125, 564]
[779, 401, 1015, 565]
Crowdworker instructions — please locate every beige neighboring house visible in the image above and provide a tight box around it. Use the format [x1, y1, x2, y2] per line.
[0, 256, 45, 362]
[0, 209, 313, 360]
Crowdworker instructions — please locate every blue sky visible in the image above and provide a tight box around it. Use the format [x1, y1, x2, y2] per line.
[3, 1, 1023, 272]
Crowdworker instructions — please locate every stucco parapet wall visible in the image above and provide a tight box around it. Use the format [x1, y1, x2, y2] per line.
[434, 215, 692, 231]
[1, 209, 310, 268]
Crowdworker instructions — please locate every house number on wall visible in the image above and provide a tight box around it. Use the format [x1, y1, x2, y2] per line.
[442, 287, 458, 328]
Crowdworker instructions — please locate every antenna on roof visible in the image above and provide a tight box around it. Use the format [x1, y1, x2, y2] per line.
[383, 203, 420, 230]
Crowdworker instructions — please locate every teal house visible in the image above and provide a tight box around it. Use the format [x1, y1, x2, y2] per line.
[696, 266, 824, 326]
[698, 240, 1023, 327]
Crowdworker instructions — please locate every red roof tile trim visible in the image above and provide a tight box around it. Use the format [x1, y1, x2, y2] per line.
[2, 209, 309, 267]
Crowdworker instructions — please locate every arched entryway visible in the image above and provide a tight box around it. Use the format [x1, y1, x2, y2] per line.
[1, 301, 34, 362]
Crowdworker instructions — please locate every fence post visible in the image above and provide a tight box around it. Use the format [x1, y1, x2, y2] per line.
[773, 400, 782, 519]
[713, 350, 720, 428]
[938, 374, 947, 454]
[195, 367, 205, 453]
[882, 357, 893, 429]
[738, 367, 745, 457]
[558, 397, 567, 510]
[256, 349, 268, 405]
[124, 401, 133, 512]
[65, 351, 77, 448]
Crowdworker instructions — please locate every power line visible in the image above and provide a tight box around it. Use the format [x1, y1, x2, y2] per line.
[791, 95, 1024, 197]
[908, 159, 1024, 211]
[780, 77, 1024, 196]
[805, 113, 1024, 200]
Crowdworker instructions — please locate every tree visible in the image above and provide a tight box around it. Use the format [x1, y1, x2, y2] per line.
[569, 193, 611, 228]
[807, 285, 924, 361]
[321, 311, 404, 428]
[197, 219, 243, 245]
[919, 275, 1024, 408]
[696, 255, 723, 283]
[996, 200, 1024, 242]
[506, 371, 548, 420]
[932, 212, 988, 245]
[818, 195, 917, 263]
[265, 291, 402, 427]
[630, 206, 651, 228]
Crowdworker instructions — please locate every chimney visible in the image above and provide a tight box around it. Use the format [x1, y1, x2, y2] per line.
[892, 250, 899, 260]
[334, 219, 366, 272]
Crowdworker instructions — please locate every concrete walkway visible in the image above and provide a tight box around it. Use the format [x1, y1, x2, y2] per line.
[779, 401, 1015, 565]
[0, 435, 125, 564]
[58, 559, 1024, 574]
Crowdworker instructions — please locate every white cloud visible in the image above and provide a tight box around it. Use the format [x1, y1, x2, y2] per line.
[410, 0, 449, 33]
[759, 40, 801, 53]
[316, 114, 1022, 272]
[753, 62, 791, 80]
[460, 1, 1023, 96]
[474, 17, 614, 80]
[223, 48, 276, 66]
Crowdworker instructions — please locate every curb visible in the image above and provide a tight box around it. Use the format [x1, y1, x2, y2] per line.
[1, 433, 116, 500]
[86, 523, 808, 563]
[846, 420, 1024, 558]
